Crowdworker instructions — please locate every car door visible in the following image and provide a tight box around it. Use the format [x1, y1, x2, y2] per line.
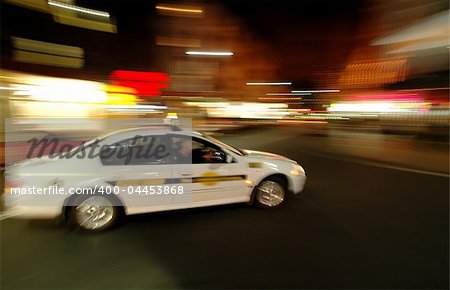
[98, 134, 174, 213]
[169, 134, 248, 207]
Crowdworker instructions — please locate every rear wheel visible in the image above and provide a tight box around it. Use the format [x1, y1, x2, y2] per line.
[69, 195, 120, 231]
[254, 177, 287, 208]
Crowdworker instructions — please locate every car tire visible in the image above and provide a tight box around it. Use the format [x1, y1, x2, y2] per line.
[68, 195, 121, 232]
[253, 176, 287, 209]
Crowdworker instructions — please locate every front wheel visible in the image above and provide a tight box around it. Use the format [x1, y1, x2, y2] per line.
[253, 177, 287, 208]
[69, 195, 120, 232]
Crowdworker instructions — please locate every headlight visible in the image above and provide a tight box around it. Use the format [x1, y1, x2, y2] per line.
[290, 164, 305, 176]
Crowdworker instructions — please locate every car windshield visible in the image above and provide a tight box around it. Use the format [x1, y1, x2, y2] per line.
[202, 134, 244, 156]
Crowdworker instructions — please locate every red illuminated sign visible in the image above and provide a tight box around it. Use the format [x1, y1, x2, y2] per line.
[109, 70, 169, 97]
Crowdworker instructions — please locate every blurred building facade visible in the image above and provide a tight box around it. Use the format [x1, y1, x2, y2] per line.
[153, 1, 279, 100]
[1, 0, 280, 99]
[1, 0, 120, 78]
[335, 0, 449, 97]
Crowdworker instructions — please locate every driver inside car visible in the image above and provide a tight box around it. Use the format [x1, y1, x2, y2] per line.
[174, 138, 220, 164]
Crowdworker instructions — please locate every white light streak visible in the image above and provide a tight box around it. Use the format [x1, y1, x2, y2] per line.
[48, 1, 110, 18]
[186, 51, 234, 56]
[266, 92, 311, 96]
[103, 105, 167, 110]
[156, 5, 203, 13]
[247, 82, 291, 86]
[291, 89, 340, 93]
[259, 97, 302, 101]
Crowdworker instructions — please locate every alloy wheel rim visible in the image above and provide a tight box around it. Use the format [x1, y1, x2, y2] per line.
[75, 196, 114, 230]
[256, 180, 285, 207]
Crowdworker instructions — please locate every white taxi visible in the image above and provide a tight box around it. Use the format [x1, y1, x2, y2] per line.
[5, 126, 306, 231]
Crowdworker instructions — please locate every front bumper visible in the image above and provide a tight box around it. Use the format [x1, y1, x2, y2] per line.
[4, 191, 63, 219]
[290, 174, 306, 194]
[4, 205, 62, 219]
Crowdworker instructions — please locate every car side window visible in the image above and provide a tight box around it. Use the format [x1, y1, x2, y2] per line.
[100, 135, 171, 165]
[170, 135, 226, 164]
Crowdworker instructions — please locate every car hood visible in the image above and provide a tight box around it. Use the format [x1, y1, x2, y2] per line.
[242, 149, 297, 164]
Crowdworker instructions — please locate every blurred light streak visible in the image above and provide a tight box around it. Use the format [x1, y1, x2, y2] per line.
[11, 90, 32, 96]
[12, 37, 84, 68]
[291, 89, 340, 93]
[48, 0, 110, 18]
[102, 105, 167, 110]
[160, 95, 205, 99]
[105, 85, 136, 106]
[12, 101, 102, 118]
[205, 102, 289, 119]
[184, 102, 230, 108]
[246, 82, 291, 86]
[399, 87, 450, 92]
[0, 71, 143, 120]
[156, 36, 201, 48]
[371, 10, 449, 48]
[6, 0, 50, 13]
[259, 97, 302, 100]
[277, 120, 328, 124]
[388, 39, 450, 54]
[266, 93, 311, 96]
[166, 112, 179, 119]
[156, 4, 203, 14]
[51, 13, 116, 33]
[110, 70, 169, 97]
[339, 59, 407, 87]
[347, 93, 424, 102]
[184, 101, 290, 119]
[185, 51, 234, 56]
[293, 113, 350, 120]
[106, 94, 135, 105]
[103, 105, 166, 114]
[12, 81, 107, 104]
[111, 70, 169, 82]
[327, 101, 429, 113]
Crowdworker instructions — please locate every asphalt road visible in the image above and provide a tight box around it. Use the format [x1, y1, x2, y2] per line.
[1, 128, 448, 289]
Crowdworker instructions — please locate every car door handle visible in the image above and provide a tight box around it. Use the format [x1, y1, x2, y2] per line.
[179, 173, 192, 177]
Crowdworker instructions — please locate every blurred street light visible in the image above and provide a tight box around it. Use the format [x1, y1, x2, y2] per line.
[291, 89, 340, 93]
[266, 92, 311, 95]
[156, 4, 203, 14]
[48, 0, 110, 18]
[246, 82, 291, 86]
[185, 51, 234, 56]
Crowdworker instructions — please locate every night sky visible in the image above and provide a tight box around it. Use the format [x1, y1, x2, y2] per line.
[81, 0, 363, 85]
[2, 0, 363, 86]
[224, 0, 363, 84]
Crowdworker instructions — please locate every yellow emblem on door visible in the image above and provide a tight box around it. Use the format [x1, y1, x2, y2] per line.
[197, 171, 220, 186]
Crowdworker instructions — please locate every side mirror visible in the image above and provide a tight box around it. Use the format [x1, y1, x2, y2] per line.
[226, 154, 233, 163]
